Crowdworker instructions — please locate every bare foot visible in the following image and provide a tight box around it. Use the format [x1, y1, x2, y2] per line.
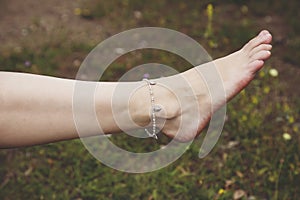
[214, 30, 272, 98]
[156, 30, 272, 141]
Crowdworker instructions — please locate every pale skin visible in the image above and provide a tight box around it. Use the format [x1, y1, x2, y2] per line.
[0, 30, 272, 148]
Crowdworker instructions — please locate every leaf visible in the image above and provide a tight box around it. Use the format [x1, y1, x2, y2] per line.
[225, 179, 235, 189]
[236, 171, 244, 178]
[24, 165, 33, 176]
[233, 189, 246, 200]
[258, 167, 268, 176]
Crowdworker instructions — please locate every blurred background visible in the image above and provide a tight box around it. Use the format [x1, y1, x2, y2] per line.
[0, 0, 299, 199]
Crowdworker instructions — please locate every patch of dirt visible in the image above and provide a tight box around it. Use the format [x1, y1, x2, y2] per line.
[0, 0, 105, 50]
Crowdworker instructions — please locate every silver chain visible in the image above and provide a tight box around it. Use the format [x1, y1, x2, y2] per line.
[143, 78, 161, 139]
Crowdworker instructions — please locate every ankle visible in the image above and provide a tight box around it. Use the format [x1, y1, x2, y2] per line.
[129, 80, 180, 127]
[155, 81, 180, 120]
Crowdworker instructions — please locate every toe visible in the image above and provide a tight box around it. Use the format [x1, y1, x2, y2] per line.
[243, 31, 272, 52]
[248, 60, 265, 73]
[251, 50, 271, 61]
[250, 44, 272, 58]
[263, 33, 272, 44]
[259, 30, 270, 36]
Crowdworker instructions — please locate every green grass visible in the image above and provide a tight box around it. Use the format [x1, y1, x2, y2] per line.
[1, 0, 299, 199]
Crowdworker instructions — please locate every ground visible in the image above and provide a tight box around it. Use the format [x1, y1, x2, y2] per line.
[0, 0, 299, 199]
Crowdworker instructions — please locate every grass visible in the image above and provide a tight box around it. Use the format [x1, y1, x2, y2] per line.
[0, 0, 299, 199]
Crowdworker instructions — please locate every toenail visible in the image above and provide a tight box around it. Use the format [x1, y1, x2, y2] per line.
[262, 34, 271, 40]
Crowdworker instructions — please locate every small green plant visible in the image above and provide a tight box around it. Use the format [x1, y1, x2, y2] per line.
[204, 4, 218, 48]
[204, 3, 214, 39]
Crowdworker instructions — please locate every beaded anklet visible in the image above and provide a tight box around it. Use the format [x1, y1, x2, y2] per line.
[143, 78, 162, 139]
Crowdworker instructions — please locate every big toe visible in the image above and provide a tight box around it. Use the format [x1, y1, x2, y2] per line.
[261, 32, 272, 44]
[259, 30, 270, 36]
[244, 30, 272, 51]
